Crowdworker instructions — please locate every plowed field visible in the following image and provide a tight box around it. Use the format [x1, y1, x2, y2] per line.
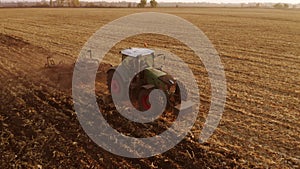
[0, 8, 299, 168]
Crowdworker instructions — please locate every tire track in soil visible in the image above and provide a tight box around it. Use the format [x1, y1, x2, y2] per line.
[0, 76, 134, 168]
[0, 32, 246, 168]
[99, 94, 250, 168]
[222, 53, 300, 78]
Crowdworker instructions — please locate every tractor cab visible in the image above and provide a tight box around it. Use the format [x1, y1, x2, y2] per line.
[120, 48, 155, 71]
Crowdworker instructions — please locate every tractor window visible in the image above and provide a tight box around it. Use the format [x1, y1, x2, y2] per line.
[122, 56, 139, 73]
[122, 55, 137, 68]
[154, 54, 165, 69]
[139, 54, 154, 68]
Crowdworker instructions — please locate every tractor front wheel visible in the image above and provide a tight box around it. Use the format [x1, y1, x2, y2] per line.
[138, 89, 151, 111]
[138, 88, 168, 112]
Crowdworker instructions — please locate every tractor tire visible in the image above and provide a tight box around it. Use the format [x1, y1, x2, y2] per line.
[107, 70, 125, 100]
[138, 88, 167, 112]
[176, 80, 188, 101]
[138, 88, 152, 111]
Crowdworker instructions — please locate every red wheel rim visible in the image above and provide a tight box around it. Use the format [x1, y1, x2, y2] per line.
[111, 79, 120, 94]
[142, 94, 151, 110]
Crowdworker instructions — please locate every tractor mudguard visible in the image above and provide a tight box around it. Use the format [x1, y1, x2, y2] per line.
[107, 66, 117, 74]
[107, 66, 127, 83]
[140, 84, 155, 90]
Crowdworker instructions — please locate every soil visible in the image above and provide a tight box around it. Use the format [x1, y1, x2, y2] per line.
[0, 8, 299, 168]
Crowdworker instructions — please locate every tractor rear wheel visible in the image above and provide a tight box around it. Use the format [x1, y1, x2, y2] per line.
[107, 70, 125, 100]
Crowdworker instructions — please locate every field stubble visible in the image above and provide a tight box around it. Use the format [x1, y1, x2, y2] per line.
[0, 8, 299, 168]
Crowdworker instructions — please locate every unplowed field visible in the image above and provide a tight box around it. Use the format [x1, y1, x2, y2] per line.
[0, 8, 299, 168]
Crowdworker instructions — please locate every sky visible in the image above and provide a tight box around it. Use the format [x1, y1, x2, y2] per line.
[146, 0, 300, 3]
[86, 0, 300, 4]
[94, 0, 300, 3]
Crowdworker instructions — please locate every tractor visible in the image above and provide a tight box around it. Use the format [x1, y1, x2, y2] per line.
[107, 48, 193, 113]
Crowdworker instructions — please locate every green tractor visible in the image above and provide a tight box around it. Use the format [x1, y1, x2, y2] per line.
[107, 48, 192, 112]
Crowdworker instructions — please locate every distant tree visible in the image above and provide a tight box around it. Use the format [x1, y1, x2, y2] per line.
[50, 0, 53, 7]
[67, 0, 71, 7]
[35, 0, 49, 7]
[273, 3, 289, 9]
[17, 2, 24, 7]
[176, 4, 179, 8]
[71, 0, 80, 7]
[57, 0, 61, 7]
[86, 2, 97, 7]
[273, 3, 282, 8]
[128, 2, 131, 8]
[35, 2, 41, 6]
[138, 0, 146, 8]
[255, 3, 260, 8]
[57, 0, 64, 7]
[42, 0, 48, 5]
[150, 0, 157, 7]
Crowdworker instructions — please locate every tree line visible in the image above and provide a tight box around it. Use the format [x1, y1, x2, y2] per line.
[137, 0, 157, 8]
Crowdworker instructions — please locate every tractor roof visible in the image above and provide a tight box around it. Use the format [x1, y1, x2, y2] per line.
[121, 48, 154, 57]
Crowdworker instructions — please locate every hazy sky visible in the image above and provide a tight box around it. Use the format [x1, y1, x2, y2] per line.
[152, 0, 299, 3]
[100, 0, 299, 3]
[91, 0, 300, 4]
